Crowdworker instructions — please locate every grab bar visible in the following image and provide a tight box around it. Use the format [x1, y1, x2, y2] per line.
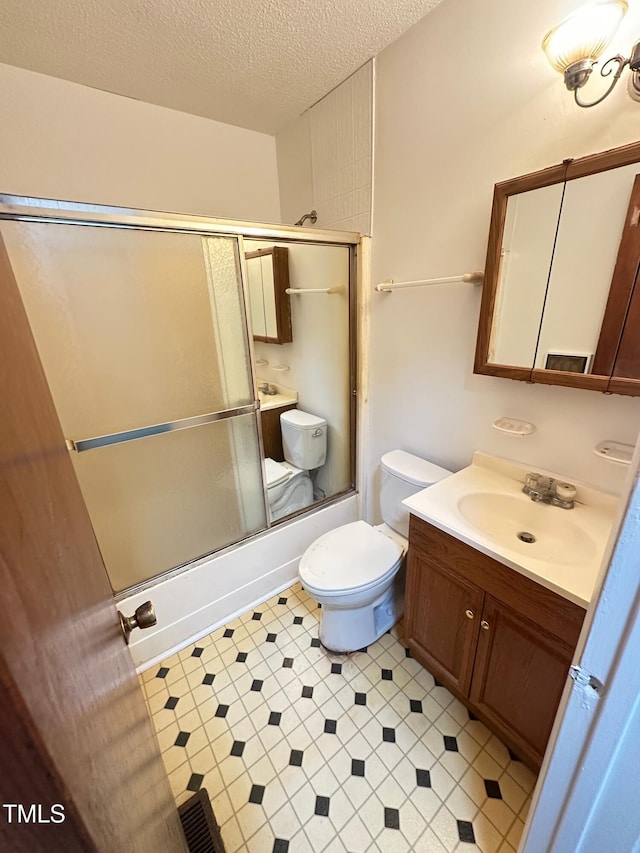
[66, 402, 259, 453]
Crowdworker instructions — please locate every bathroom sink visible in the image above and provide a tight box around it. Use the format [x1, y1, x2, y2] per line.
[403, 451, 618, 607]
[457, 492, 596, 566]
[257, 384, 298, 411]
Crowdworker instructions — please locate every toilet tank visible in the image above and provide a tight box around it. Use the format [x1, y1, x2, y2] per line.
[280, 409, 327, 470]
[380, 449, 452, 538]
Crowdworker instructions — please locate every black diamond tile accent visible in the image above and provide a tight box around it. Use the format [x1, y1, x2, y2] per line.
[457, 820, 476, 844]
[186, 773, 204, 792]
[484, 779, 502, 799]
[409, 699, 423, 713]
[223, 628, 234, 638]
[434, 677, 443, 687]
[311, 638, 321, 648]
[405, 647, 412, 658]
[355, 692, 367, 706]
[174, 731, 190, 747]
[282, 658, 294, 668]
[468, 710, 479, 721]
[273, 841, 289, 853]
[249, 784, 265, 805]
[293, 616, 303, 625]
[215, 704, 229, 719]
[381, 669, 393, 681]
[315, 796, 330, 817]
[416, 768, 431, 788]
[508, 747, 520, 762]
[444, 735, 459, 752]
[351, 759, 365, 777]
[268, 711, 282, 726]
[236, 652, 248, 663]
[289, 749, 304, 767]
[318, 603, 322, 609]
[251, 679, 263, 692]
[331, 663, 342, 675]
[324, 719, 337, 734]
[382, 727, 396, 743]
[230, 740, 245, 757]
[252, 612, 263, 621]
[202, 673, 215, 686]
[302, 686, 314, 699]
[278, 597, 288, 605]
[384, 807, 400, 830]
[357, 646, 368, 653]
[164, 696, 179, 710]
[156, 667, 169, 679]
[266, 633, 277, 643]
[191, 646, 203, 657]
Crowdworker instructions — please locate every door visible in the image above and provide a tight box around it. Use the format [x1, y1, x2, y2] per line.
[0, 221, 267, 593]
[469, 595, 574, 769]
[0, 234, 187, 851]
[405, 550, 483, 695]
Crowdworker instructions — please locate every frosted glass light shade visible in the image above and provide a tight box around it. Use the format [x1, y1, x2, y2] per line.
[542, 0, 628, 73]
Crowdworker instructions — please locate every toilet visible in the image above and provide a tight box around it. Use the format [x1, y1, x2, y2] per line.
[265, 409, 327, 521]
[298, 449, 452, 652]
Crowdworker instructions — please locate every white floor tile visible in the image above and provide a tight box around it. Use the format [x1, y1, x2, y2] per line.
[144, 584, 538, 853]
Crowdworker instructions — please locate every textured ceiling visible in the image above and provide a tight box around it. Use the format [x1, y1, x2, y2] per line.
[0, 0, 444, 134]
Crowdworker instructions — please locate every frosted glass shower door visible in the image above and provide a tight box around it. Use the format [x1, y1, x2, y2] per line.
[2, 222, 266, 591]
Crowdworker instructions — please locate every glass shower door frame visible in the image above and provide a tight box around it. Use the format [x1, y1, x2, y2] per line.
[0, 194, 360, 595]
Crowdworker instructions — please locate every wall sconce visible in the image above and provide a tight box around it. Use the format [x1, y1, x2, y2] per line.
[542, 0, 640, 107]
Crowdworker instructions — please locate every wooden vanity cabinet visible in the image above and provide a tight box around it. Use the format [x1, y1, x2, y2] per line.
[259, 403, 297, 460]
[405, 515, 586, 771]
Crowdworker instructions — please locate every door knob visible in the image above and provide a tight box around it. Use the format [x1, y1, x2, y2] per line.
[481, 620, 490, 631]
[119, 601, 157, 644]
[465, 609, 475, 620]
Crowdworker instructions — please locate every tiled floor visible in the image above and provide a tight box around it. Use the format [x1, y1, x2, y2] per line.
[141, 583, 535, 852]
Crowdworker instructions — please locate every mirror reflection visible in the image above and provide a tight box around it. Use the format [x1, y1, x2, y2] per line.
[479, 142, 640, 395]
[244, 239, 353, 523]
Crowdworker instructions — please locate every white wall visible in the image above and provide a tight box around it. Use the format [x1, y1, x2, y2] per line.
[276, 62, 373, 234]
[368, 0, 640, 509]
[0, 63, 281, 222]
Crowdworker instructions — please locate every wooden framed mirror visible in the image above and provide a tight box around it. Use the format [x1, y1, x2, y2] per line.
[245, 246, 292, 344]
[474, 140, 640, 396]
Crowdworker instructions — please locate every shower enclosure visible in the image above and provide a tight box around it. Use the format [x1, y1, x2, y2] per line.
[0, 197, 357, 595]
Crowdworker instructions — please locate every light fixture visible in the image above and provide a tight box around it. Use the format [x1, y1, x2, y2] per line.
[542, 0, 640, 107]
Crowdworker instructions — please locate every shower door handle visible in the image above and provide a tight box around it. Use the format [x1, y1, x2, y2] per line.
[119, 601, 157, 644]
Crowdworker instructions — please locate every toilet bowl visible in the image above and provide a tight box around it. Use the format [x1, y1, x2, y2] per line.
[264, 409, 328, 521]
[265, 458, 313, 521]
[299, 449, 452, 652]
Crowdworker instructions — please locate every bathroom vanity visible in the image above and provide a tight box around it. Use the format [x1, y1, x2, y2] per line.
[403, 453, 617, 771]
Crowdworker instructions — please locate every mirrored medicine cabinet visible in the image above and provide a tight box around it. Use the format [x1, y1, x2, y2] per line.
[475, 140, 640, 396]
[245, 246, 292, 344]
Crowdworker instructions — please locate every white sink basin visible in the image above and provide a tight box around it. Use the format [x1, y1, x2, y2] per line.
[403, 452, 618, 607]
[457, 492, 597, 567]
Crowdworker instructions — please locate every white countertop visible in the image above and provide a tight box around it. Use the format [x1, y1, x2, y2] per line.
[258, 384, 298, 411]
[403, 452, 618, 608]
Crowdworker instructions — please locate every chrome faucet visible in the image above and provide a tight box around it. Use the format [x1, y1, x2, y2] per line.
[523, 473, 577, 509]
[258, 381, 278, 395]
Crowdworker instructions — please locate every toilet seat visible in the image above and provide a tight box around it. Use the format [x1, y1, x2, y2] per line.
[264, 458, 292, 489]
[299, 520, 403, 598]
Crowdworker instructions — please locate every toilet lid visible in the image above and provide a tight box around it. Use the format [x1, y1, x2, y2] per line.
[299, 520, 403, 594]
[264, 458, 292, 489]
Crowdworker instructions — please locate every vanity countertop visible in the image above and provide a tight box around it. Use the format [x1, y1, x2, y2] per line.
[257, 384, 298, 411]
[403, 452, 618, 608]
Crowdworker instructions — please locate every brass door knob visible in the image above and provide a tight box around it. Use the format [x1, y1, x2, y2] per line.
[119, 601, 157, 645]
[481, 620, 490, 631]
[465, 609, 475, 619]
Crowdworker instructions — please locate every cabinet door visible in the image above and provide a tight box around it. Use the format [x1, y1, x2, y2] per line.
[469, 595, 573, 768]
[406, 550, 484, 696]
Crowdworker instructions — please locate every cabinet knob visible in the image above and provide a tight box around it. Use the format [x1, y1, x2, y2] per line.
[465, 609, 475, 620]
[481, 620, 490, 631]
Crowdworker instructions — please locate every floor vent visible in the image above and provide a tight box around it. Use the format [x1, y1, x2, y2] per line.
[178, 789, 226, 853]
